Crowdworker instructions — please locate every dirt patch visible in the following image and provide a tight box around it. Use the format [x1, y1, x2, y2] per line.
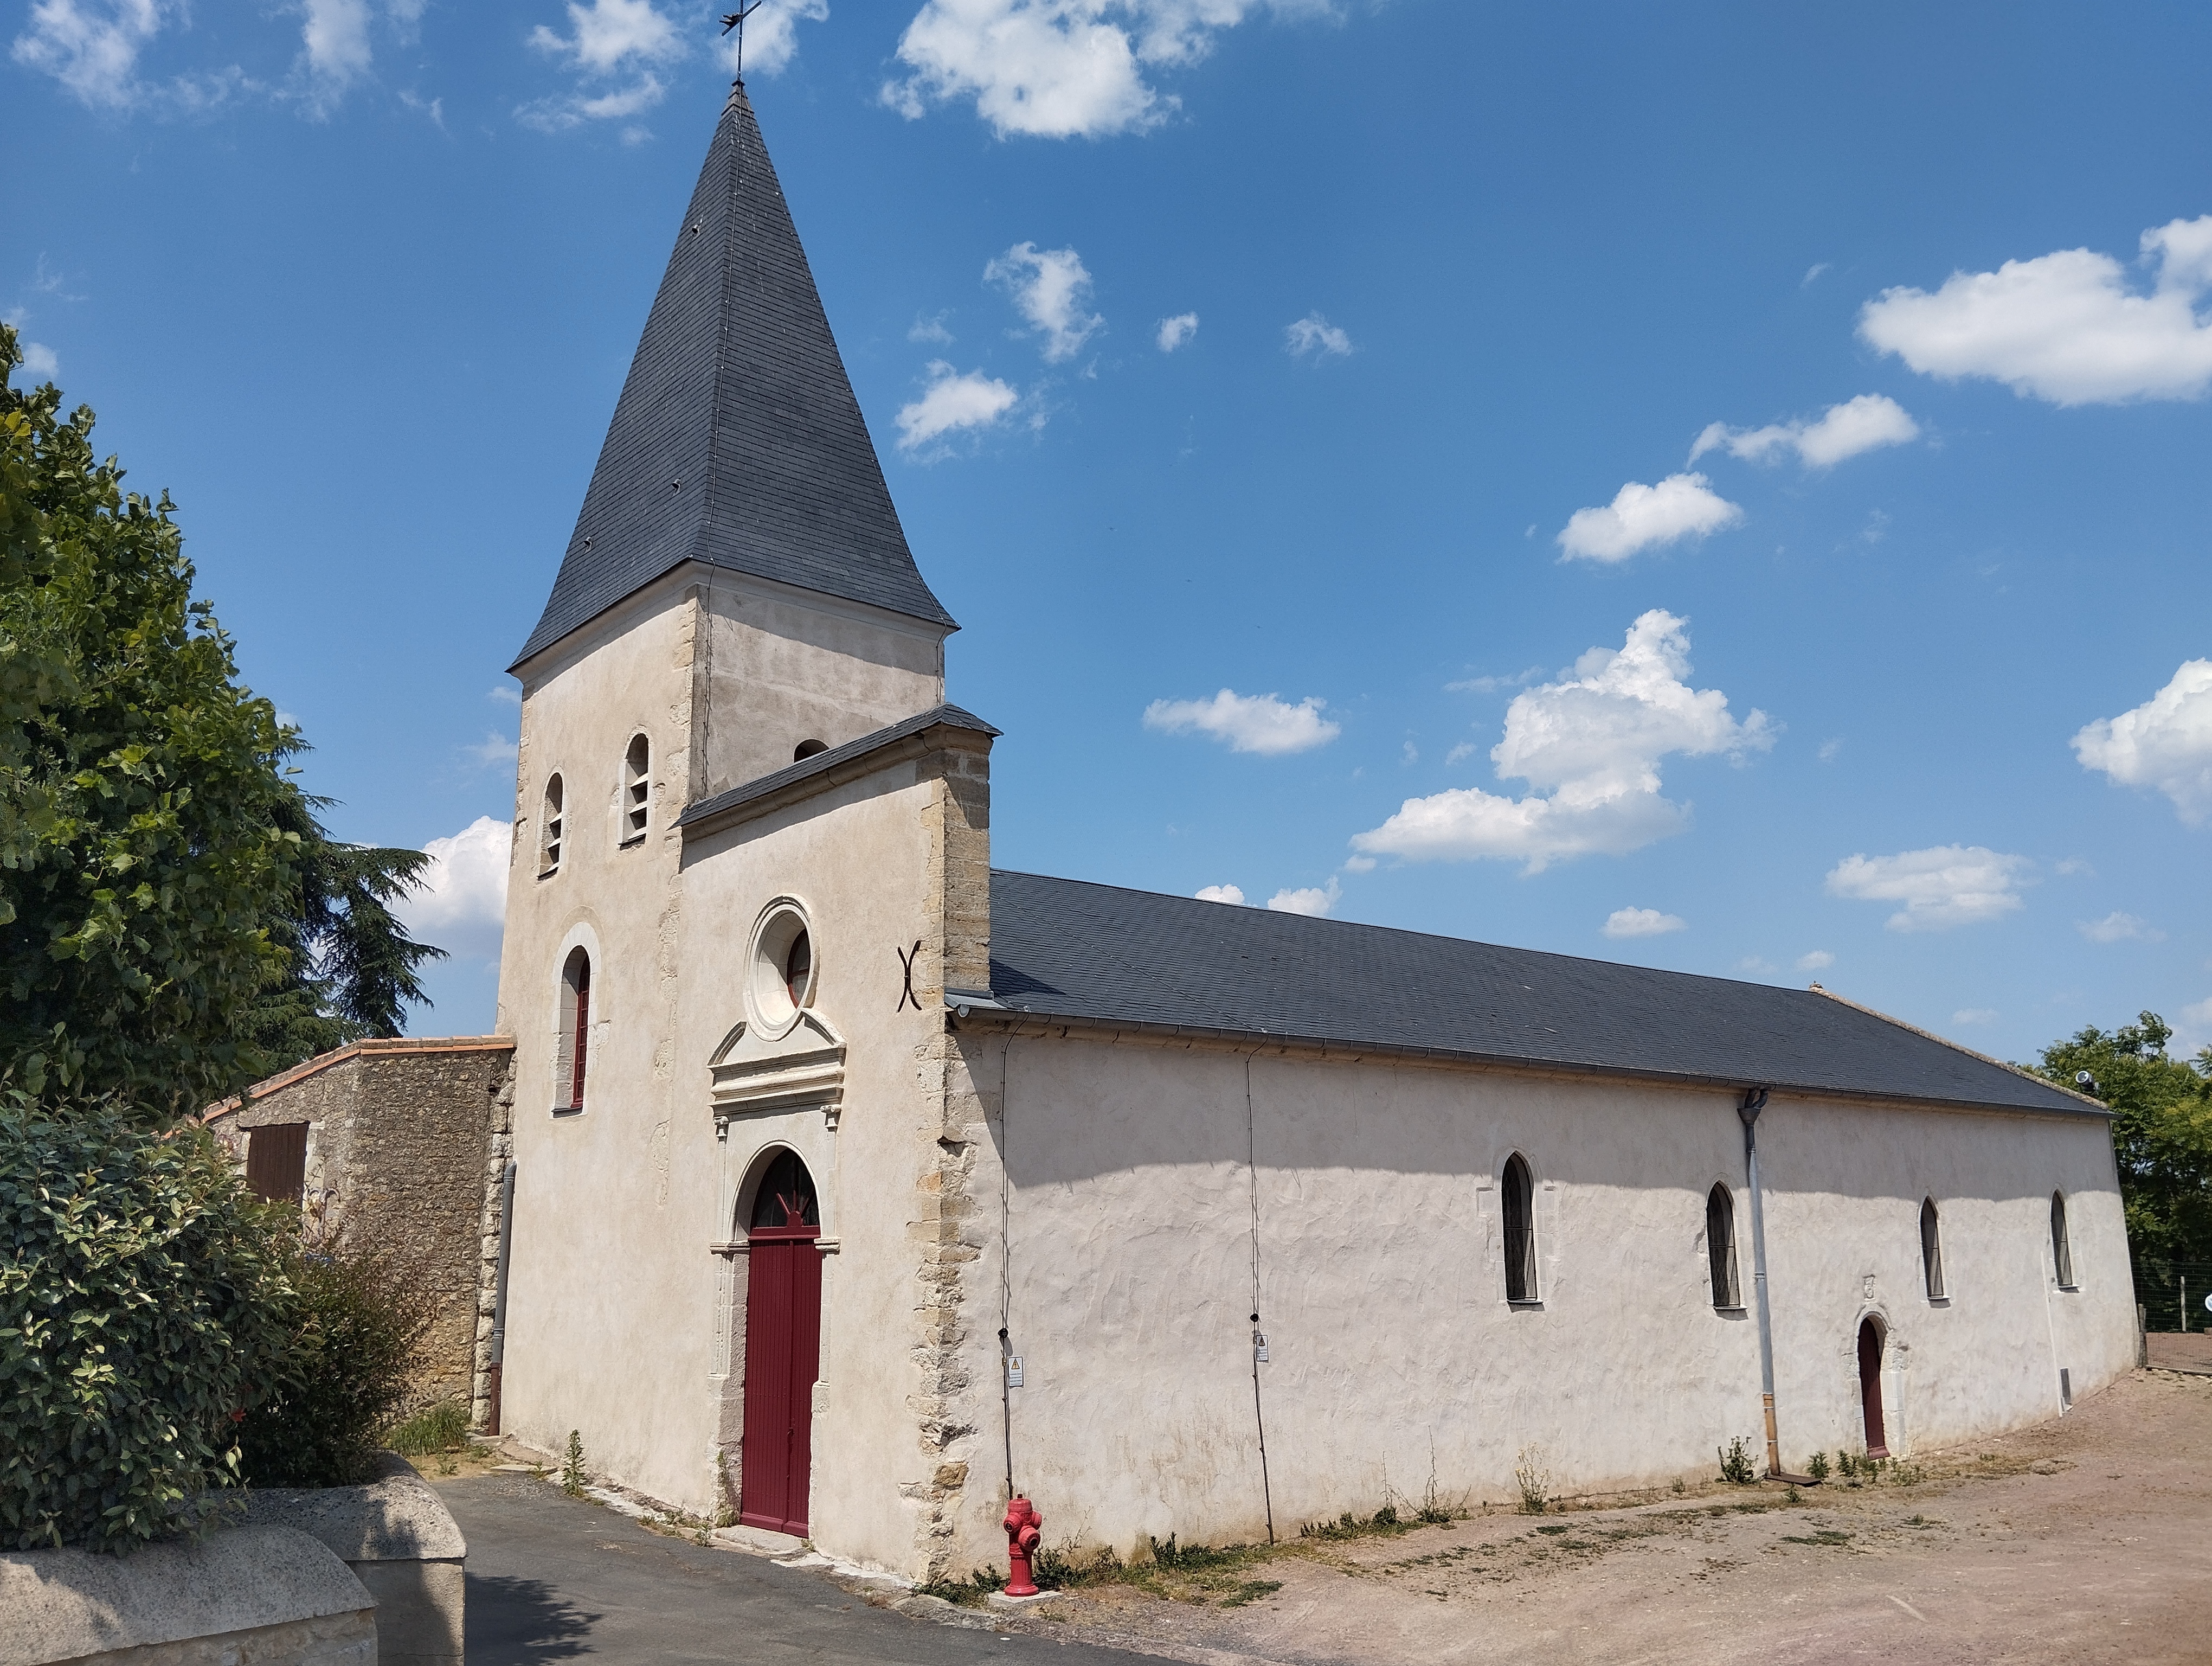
[2146, 1331, 2212, 1375]
[999, 1369, 2212, 1665]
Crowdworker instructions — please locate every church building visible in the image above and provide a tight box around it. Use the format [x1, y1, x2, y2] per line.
[491, 81, 2139, 1580]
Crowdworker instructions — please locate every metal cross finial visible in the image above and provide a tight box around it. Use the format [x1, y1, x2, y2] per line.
[720, 3, 764, 76]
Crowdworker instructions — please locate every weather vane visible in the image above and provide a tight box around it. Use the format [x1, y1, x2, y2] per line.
[720, 3, 764, 77]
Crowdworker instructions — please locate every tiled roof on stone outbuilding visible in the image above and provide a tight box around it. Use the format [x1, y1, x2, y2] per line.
[515, 82, 953, 669]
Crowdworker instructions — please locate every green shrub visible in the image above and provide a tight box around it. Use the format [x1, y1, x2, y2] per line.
[1806, 1451, 1831, 1483]
[387, 1398, 470, 1457]
[0, 1097, 294, 1553]
[1717, 1436, 1758, 1485]
[237, 1234, 435, 1488]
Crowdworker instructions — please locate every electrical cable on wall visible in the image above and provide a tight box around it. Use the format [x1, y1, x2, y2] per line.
[998, 1036, 1015, 1498]
[1245, 1055, 1276, 1543]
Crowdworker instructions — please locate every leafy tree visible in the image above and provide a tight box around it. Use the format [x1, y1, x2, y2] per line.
[243, 784, 445, 1072]
[1, 324, 442, 1114]
[2031, 1011, 2212, 1270]
[0, 1092, 297, 1552]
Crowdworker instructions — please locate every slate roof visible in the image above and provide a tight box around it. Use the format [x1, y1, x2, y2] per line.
[983, 872, 2095, 1116]
[515, 82, 954, 669]
[677, 703, 999, 832]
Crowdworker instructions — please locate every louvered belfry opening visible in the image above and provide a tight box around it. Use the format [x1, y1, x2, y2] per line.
[1921, 1197, 1946, 1299]
[1502, 1153, 1538, 1303]
[2051, 1191, 2074, 1286]
[1707, 1183, 1741, 1308]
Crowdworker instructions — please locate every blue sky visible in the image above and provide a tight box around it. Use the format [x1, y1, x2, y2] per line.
[8, 0, 2210, 1061]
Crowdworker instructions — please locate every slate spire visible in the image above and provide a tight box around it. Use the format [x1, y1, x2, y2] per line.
[515, 82, 953, 668]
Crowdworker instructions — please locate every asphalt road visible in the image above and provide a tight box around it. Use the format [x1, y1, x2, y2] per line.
[435, 1476, 1163, 1666]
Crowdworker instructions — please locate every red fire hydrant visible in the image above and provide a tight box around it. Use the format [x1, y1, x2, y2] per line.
[1002, 1496, 1043, 1597]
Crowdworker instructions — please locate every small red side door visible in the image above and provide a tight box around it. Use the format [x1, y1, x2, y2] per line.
[739, 1225, 822, 1535]
[1857, 1319, 1888, 1458]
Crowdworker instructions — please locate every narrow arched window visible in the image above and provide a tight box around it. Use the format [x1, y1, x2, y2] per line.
[1502, 1153, 1538, 1303]
[1920, 1197, 1945, 1299]
[2050, 1191, 2074, 1287]
[539, 774, 565, 876]
[556, 947, 591, 1112]
[1707, 1184, 1741, 1309]
[622, 735, 650, 844]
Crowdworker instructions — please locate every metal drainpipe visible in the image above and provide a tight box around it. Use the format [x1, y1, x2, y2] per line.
[485, 1159, 518, 1436]
[1737, 1088, 1780, 1478]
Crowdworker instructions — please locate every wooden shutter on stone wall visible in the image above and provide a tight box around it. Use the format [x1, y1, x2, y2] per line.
[245, 1122, 308, 1202]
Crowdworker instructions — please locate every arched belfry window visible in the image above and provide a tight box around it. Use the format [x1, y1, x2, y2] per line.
[749, 1149, 820, 1233]
[794, 739, 828, 762]
[622, 735, 650, 844]
[556, 947, 591, 1113]
[1501, 1153, 1538, 1304]
[539, 774, 565, 876]
[1920, 1197, 1945, 1300]
[1707, 1184, 1741, 1309]
[2050, 1191, 2074, 1287]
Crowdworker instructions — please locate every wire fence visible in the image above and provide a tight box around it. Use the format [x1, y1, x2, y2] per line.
[2133, 1261, 2212, 1333]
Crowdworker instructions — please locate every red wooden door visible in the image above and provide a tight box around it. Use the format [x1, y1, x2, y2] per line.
[1857, 1319, 1888, 1458]
[740, 1221, 822, 1535]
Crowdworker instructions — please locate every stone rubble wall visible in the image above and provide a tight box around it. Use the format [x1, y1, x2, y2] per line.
[204, 1040, 517, 1417]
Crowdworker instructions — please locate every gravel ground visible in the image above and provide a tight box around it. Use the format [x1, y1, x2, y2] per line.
[999, 1367, 2212, 1666]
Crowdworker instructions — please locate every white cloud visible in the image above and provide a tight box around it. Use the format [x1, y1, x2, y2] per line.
[712, 0, 827, 78]
[17, 341, 59, 381]
[2078, 912, 2164, 944]
[893, 362, 1019, 454]
[1194, 883, 1245, 905]
[519, 0, 702, 127]
[1340, 854, 1374, 873]
[487, 684, 523, 707]
[464, 731, 520, 768]
[985, 242, 1102, 362]
[1689, 394, 1920, 469]
[883, 0, 1321, 139]
[909, 311, 955, 345]
[1447, 667, 1543, 694]
[1143, 688, 1340, 755]
[529, 0, 681, 71]
[396, 816, 511, 962]
[1952, 1008, 1999, 1027]
[1267, 877, 1339, 917]
[1444, 742, 1475, 766]
[1824, 845, 2033, 932]
[1739, 955, 1777, 975]
[1817, 738, 1843, 762]
[1803, 262, 1830, 286]
[1796, 949, 1834, 971]
[11, 0, 165, 109]
[2071, 660, 2212, 825]
[1603, 907, 1684, 939]
[291, 0, 377, 114]
[1351, 610, 1773, 875]
[1859, 216, 2212, 405]
[1156, 311, 1198, 352]
[1285, 312, 1351, 358]
[516, 71, 667, 130]
[1557, 473, 1742, 563]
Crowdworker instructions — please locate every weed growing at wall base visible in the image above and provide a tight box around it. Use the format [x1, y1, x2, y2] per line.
[1514, 1446, 1551, 1515]
[1718, 1437, 1758, 1485]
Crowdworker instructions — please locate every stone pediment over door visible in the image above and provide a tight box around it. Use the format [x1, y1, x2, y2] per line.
[708, 1013, 846, 1129]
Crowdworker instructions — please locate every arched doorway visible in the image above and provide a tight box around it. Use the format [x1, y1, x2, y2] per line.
[740, 1149, 821, 1535]
[1856, 1317, 1888, 1458]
